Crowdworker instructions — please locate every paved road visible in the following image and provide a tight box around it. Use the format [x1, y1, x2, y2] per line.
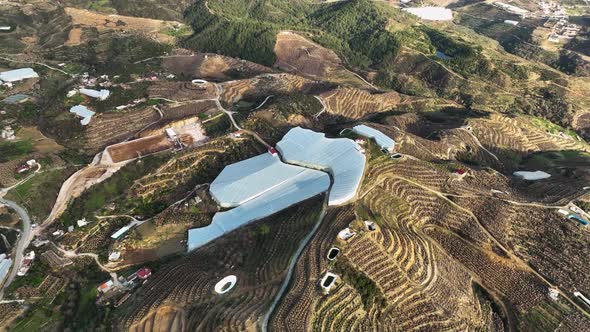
[0, 198, 32, 300]
[260, 198, 328, 331]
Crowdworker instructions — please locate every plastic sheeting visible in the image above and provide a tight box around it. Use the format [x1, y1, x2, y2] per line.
[0, 68, 39, 82]
[352, 125, 395, 153]
[188, 154, 330, 252]
[277, 127, 365, 206]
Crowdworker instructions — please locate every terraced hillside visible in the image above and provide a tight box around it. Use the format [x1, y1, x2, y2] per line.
[130, 138, 263, 204]
[119, 198, 324, 331]
[84, 107, 160, 152]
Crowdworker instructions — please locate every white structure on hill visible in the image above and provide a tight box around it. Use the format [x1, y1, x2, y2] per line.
[0, 68, 39, 82]
[403, 7, 453, 21]
[513, 171, 551, 180]
[210, 153, 325, 208]
[276, 127, 366, 206]
[352, 125, 395, 153]
[69, 105, 96, 125]
[79, 88, 110, 101]
[188, 153, 330, 251]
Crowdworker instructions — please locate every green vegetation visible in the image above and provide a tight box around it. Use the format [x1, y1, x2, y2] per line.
[203, 114, 232, 137]
[519, 299, 574, 331]
[419, 26, 495, 79]
[59, 153, 170, 226]
[6, 167, 79, 221]
[520, 150, 590, 170]
[527, 115, 580, 140]
[335, 258, 386, 310]
[184, 0, 400, 69]
[88, 82, 150, 113]
[0, 140, 33, 162]
[164, 25, 192, 37]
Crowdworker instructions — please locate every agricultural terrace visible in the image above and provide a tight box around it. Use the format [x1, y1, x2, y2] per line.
[120, 199, 324, 331]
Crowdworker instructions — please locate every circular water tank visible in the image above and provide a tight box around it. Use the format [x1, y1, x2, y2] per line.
[214, 275, 237, 294]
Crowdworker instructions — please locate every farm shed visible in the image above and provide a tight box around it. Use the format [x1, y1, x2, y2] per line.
[352, 125, 395, 153]
[210, 153, 325, 208]
[276, 127, 365, 206]
[0, 68, 39, 82]
[188, 159, 329, 251]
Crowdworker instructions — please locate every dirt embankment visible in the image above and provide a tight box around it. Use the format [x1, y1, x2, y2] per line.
[274, 31, 374, 89]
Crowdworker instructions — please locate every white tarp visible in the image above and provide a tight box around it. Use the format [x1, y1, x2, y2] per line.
[403, 7, 453, 21]
[276, 127, 366, 206]
[513, 171, 551, 180]
[0, 68, 39, 82]
[188, 161, 329, 251]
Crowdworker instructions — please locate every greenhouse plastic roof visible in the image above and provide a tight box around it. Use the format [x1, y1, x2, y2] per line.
[188, 164, 329, 251]
[276, 127, 366, 206]
[69, 105, 95, 125]
[210, 153, 319, 208]
[80, 88, 110, 101]
[352, 125, 395, 152]
[403, 7, 453, 21]
[0, 68, 39, 82]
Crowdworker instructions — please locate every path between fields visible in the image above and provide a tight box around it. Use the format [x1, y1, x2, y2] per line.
[52, 243, 121, 287]
[260, 196, 328, 331]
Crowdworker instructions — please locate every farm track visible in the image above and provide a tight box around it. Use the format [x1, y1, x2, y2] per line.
[260, 196, 328, 331]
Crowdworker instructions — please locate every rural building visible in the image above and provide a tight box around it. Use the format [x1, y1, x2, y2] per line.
[165, 128, 177, 140]
[79, 88, 110, 101]
[136, 267, 152, 280]
[98, 280, 114, 293]
[189, 153, 330, 251]
[352, 125, 396, 153]
[69, 105, 95, 125]
[1, 126, 15, 140]
[0, 68, 39, 82]
[111, 225, 131, 239]
[3, 94, 30, 104]
[276, 127, 366, 206]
